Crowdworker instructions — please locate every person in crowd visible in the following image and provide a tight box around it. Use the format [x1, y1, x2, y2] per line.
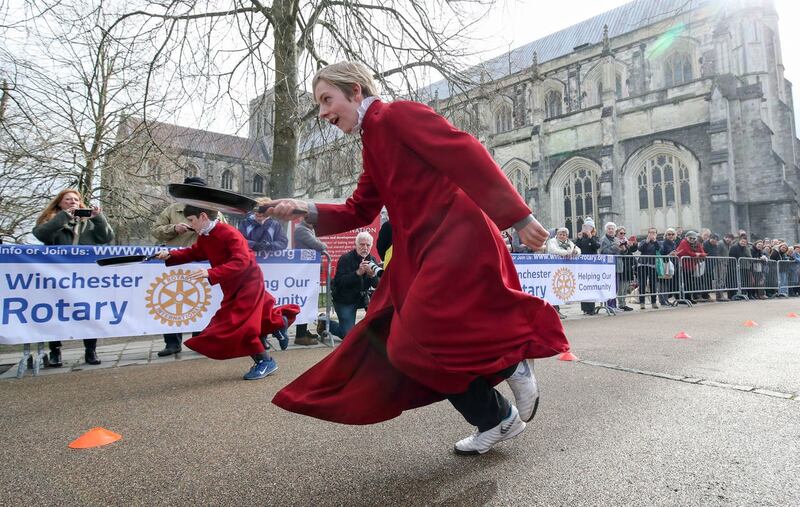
[238, 198, 288, 254]
[599, 222, 623, 310]
[318, 232, 381, 341]
[658, 227, 680, 306]
[614, 225, 637, 311]
[546, 227, 581, 319]
[501, 230, 513, 252]
[675, 230, 707, 303]
[33, 188, 114, 367]
[714, 233, 735, 301]
[292, 218, 328, 346]
[637, 227, 661, 309]
[377, 215, 393, 262]
[268, 61, 568, 456]
[675, 227, 685, 240]
[728, 236, 754, 299]
[151, 176, 224, 356]
[700, 228, 711, 244]
[761, 244, 776, 297]
[154, 205, 299, 380]
[770, 243, 790, 296]
[789, 245, 800, 297]
[575, 218, 600, 315]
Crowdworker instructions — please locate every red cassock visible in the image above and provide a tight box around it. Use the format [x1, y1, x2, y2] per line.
[165, 222, 300, 359]
[273, 100, 569, 424]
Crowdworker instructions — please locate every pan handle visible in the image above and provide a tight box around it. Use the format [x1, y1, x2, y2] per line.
[257, 204, 307, 216]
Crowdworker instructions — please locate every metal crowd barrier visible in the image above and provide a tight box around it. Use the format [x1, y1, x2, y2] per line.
[320, 251, 334, 347]
[779, 259, 800, 296]
[596, 254, 798, 314]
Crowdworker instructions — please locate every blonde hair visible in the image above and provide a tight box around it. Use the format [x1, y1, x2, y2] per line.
[312, 62, 379, 102]
[36, 188, 86, 225]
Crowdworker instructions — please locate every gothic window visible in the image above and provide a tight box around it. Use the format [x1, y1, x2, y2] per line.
[505, 165, 530, 198]
[637, 154, 691, 213]
[221, 170, 233, 190]
[184, 163, 198, 179]
[494, 103, 513, 133]
[544, 90, 562, 119]
[145, 159, 162, 180]
[664, 53, 693, 87]
[615, 73, 623, 99]
[562, 167, 599, 238]
[596, 81, 603, 105]
[253, 174, 264, 194]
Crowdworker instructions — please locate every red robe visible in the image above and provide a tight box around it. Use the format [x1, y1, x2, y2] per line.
[273, 100, 569, 424]
[165, 222, 300, 359]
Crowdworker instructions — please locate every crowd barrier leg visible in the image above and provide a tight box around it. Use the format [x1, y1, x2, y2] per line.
[15, 342, 45, 378]
[675, 261, 693, 307]
[321, 252, 335, 347]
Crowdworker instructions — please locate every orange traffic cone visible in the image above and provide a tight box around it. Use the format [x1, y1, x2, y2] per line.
[743, 320, 758, 327]
[674, 331, 691, 339]
[68, 427, 122, 449]
[787, 312, 798, 318]
[558, 351, 578, 361]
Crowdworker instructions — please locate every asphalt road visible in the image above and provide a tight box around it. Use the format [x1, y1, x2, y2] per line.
[1, 298, 798, 506]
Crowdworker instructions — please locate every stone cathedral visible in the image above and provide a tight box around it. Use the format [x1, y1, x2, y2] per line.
[275, 0, 800, 240]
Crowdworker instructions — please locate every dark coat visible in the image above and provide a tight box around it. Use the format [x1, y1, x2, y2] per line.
[332, 249, 380, 306]
[575, 235, 600, 254]
[33, 211, 114, 246]
[237, 214, 288, 253]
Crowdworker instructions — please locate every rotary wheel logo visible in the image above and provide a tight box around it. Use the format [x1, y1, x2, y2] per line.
[551, 267, 577, 302]
[145, 269, 212, 326]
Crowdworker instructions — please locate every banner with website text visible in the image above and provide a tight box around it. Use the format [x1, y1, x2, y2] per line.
[511, 254, 617, 305]
[0, 245, 321, 345]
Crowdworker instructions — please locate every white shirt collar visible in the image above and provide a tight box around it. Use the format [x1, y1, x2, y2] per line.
[354, 96, 380, 135]
[200, 219, 218, 236]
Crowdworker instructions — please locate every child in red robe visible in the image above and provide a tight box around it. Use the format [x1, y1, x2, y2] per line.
[155, 205, 300, 380]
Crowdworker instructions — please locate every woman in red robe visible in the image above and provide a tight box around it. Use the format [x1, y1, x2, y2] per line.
[269, 62, 570, 455]
[156, 206, 300, 380]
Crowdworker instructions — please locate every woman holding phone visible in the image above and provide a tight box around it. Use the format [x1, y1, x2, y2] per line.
[33, 188, 115, 366]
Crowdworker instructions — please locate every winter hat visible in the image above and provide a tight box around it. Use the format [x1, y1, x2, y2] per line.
[584, 217, 595, 229]
[183, 176, 207, 186]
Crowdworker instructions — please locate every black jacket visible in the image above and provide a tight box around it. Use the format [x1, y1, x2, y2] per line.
[575, 235, 600, 254]
[333, 249, 381, 306]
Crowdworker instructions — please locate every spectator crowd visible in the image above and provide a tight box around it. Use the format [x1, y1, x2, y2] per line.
[505, 217, 800, 315]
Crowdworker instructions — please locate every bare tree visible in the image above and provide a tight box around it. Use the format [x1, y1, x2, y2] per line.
[107, 0, 496, 199]
[0, 0, 175, 242]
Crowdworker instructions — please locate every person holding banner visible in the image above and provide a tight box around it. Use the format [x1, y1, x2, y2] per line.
[154, 205, 300, 380]
[267, 61, 569, 456]
[33, 188, 114, 367]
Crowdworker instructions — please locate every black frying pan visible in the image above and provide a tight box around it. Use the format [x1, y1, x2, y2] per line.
[168, 183, 257, 214]
[96, 254, 161, 267]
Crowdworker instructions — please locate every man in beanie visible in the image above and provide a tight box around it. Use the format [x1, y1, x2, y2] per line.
[151, 175, 227, 356]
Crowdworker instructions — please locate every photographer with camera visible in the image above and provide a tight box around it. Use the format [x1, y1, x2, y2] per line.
[321, 231, 381, 340]
[237, 198, 288, 254]
[32, 188, 114, 367]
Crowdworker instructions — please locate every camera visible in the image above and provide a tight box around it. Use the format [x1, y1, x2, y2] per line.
[367, 260, 384, 277]
[257, 204, 272, 213]
[73, 208, 93, 218]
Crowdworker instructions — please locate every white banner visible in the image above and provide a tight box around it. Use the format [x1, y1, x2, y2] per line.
[0, 245, 321, 345]
[511, 254, 617, 305]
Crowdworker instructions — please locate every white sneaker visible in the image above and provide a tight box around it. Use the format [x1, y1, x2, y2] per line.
[453, 405, 526, 455]
[506, 360, 539, 422]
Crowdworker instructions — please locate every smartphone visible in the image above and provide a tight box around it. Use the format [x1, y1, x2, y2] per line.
[73, 209, 93, 218]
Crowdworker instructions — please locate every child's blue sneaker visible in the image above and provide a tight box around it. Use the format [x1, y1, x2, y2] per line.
[243, 357, 278, 380]
[273, 316, 290, 350]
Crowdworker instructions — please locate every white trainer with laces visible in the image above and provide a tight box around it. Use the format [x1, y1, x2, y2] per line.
[453, 405, 526, 455]
[506, 359, 539, 422]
